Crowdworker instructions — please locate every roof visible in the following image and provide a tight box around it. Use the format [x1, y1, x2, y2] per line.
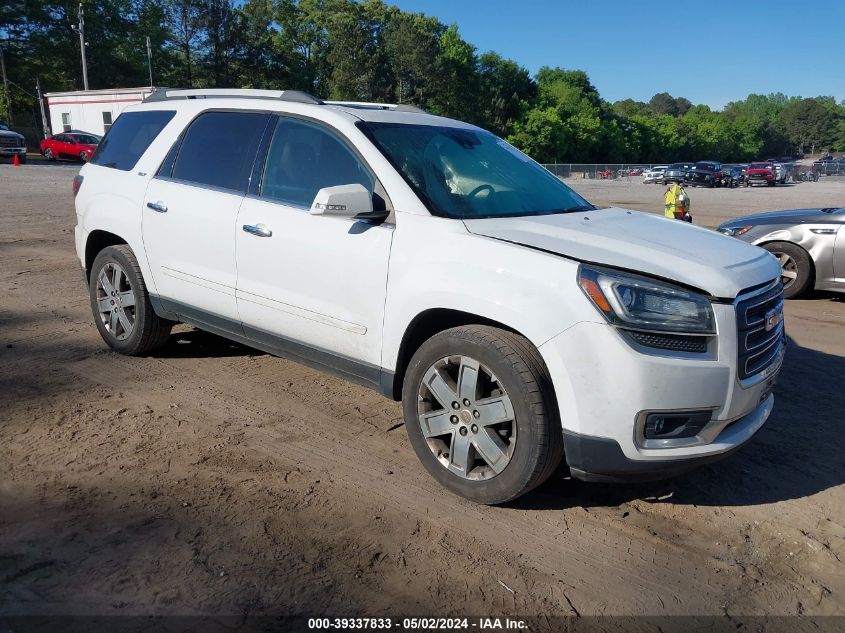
[139, 88, 474, 129]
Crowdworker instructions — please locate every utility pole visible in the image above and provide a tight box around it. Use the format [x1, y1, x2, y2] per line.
[0, 47, 12, 125]
[146, 36, 153, 87]
[71, 3, 89, 90]
[36, 78, 50, 138]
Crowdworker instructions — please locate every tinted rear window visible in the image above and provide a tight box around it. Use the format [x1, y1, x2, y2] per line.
[90, 110, 175, 170]
[171, 111, 270, 193]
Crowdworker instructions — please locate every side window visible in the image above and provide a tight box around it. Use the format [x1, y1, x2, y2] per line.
[102, 111, 113, 132]
[91, 110, 176, 171]
[261, 117, 374, 208]
[61, 113, 71, 132]
[54, 134, 66, 143]
[171, 111, 270, 193]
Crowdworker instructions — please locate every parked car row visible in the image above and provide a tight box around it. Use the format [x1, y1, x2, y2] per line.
[643, 160, 818, 187]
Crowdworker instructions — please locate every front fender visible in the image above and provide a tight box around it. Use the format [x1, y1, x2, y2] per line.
[381, 213, 601, 371]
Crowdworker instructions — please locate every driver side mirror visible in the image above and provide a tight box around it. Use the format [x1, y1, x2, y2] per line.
[309, 184, 387, 221]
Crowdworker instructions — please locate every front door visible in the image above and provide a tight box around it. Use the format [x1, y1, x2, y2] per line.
[142, 110, 271, 324]
[235, 116, 393, 376]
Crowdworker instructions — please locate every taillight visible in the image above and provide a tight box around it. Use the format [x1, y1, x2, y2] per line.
[72, 174, 84, 197]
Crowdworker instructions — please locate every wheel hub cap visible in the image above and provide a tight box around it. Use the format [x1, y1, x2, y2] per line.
[417, 355, 517, 481]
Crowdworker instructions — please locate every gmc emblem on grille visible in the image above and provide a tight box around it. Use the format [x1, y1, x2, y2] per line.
[765, 307, 783, 332]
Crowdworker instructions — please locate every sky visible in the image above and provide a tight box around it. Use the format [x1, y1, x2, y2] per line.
[389, 0, 845, 110]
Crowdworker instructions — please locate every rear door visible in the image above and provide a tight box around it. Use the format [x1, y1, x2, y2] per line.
[142, 110, 271, 324]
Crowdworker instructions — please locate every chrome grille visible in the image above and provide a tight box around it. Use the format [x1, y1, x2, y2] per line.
[0, 136, 23, 148]
[735, 281, 785, 380]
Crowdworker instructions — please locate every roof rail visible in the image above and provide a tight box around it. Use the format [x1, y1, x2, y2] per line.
[325, 100, 428, 114]
[143, 88, 324, 105]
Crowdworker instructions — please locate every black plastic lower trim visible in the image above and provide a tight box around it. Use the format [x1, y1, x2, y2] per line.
[562, 429, 756, 483]
[157, 299, 396, 399]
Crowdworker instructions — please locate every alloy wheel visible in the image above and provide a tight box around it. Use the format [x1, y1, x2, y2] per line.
[95, 262, 136, 341]
[417, 355, 517, 480]
[773, 251, 798, 289]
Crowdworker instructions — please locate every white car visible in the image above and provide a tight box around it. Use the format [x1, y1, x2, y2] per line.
[74, 89, 784, 504]
[643, 165, 667, 184]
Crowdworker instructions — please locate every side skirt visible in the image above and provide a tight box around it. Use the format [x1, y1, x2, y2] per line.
[158, 298, 397, 399]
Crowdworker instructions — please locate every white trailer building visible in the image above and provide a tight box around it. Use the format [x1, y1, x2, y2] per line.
[44, 87, 155, 137]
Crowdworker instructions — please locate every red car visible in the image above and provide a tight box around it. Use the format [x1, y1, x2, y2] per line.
[744, 161, 776, 187]
[40, 131, 101, 162]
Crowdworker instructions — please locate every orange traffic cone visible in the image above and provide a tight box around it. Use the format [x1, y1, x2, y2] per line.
[12, 154, 20, 167]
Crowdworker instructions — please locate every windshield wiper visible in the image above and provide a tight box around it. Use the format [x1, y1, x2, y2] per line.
[554, 205, 596, 213]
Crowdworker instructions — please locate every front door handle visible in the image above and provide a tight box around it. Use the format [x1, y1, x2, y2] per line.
[146, 201, 168, 213]
[242, 223, 272, 238]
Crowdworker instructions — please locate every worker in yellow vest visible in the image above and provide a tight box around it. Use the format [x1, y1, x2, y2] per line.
[664, 182, 691, 222]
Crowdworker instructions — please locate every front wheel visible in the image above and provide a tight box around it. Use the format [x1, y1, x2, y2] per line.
[44, 148, 55, 161]
[762, 242, 813, 298]
[402, 325, 563, 504]
[79, 151, 89, 162]
[89, 245, 172, 355]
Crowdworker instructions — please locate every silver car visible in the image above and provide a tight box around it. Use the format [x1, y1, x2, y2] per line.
[718, 207, 845, 298]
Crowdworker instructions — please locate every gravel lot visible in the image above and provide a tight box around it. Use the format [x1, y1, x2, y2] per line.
[1, 161, 844, 619]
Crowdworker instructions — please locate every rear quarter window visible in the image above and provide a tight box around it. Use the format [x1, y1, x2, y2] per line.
[90, 110, 176, 171]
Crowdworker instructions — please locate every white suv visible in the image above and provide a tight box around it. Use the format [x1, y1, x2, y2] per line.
[74, 89, 785, 504]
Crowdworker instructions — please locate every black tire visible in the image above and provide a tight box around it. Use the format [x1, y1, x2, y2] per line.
[402, 325, 563, 505]
[762, 241, 813, 299]
[767, 180, 776, 186]
[89, 245, 172, 355]
[18, 154, 27, 164]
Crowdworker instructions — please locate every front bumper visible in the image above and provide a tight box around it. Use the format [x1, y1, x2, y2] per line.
[0, 147, 26, 156]
[539, 312, 782, 481]
[563, 395, 773, 482]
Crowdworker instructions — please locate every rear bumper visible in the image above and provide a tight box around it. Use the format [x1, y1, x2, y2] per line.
[563, 395, 773, 482]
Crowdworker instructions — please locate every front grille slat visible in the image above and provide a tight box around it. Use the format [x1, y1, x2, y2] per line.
[736, 282, 785, 380]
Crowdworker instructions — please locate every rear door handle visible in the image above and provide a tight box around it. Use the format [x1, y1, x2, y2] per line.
[146, 201, 168, 213]
[242, 223, 272, 238]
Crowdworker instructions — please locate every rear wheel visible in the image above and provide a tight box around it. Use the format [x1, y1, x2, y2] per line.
[402, 325, 563, 505]
[762, 242, 813, 298]
[89, 245, 172, 355]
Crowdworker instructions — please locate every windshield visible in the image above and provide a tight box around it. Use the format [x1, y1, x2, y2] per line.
[749, 162, 772, 170]
[668, 163, 688, 169]
[359, 122, 593, 219]
[693, 162, 716, 171]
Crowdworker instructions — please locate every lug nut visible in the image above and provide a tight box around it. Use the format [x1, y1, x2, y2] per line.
[463, 398, 471, 406]
[450, 415, 458, 424]
[473, 410, 480, 419]
[451, 401, 460, 409]
[471, 424, 478, 433]
[459, 427, 468, 436]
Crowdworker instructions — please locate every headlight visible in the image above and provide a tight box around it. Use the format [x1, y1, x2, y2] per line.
[578, 265, 715, 335]
[718, 225, 752, 236]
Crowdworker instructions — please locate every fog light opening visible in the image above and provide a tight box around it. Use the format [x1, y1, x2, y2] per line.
[644, 411, 711, 440]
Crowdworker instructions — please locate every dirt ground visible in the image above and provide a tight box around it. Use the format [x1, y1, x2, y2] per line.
[1, 161, 844, 620]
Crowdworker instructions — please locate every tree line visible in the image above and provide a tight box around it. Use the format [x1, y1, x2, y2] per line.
[1, 0, 843, 162]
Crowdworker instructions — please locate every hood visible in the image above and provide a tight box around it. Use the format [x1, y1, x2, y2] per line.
[720, 208, 844, 227]
[463, 207, 781, 298]
[0, 129, 24, 140]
